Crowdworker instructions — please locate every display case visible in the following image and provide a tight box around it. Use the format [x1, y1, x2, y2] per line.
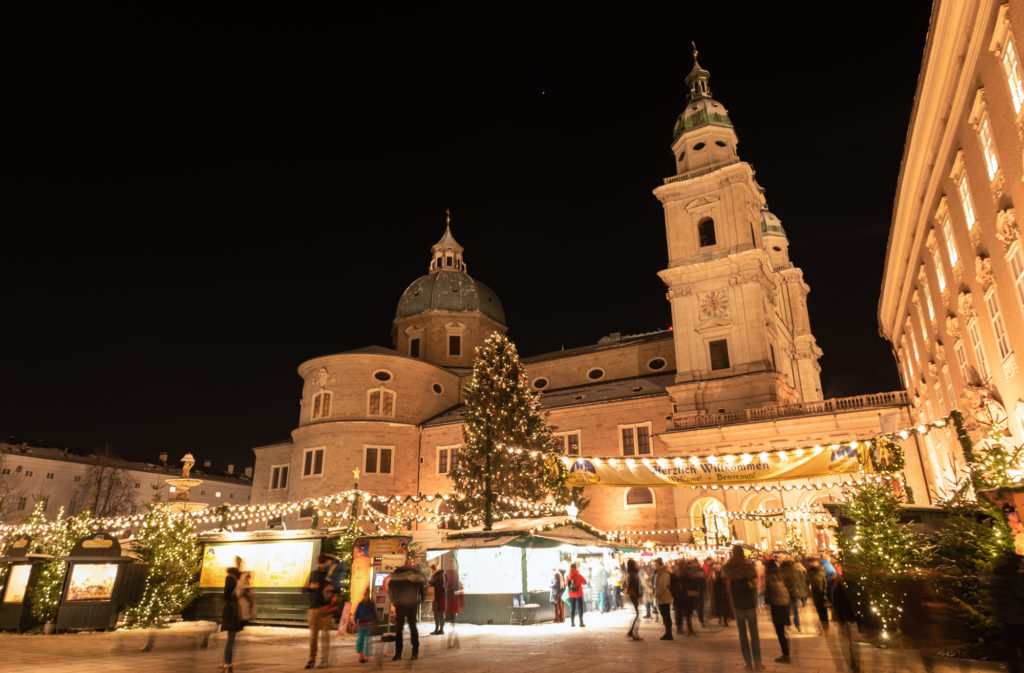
[54, 533, 147, 632]
[0, 537, 51, 632]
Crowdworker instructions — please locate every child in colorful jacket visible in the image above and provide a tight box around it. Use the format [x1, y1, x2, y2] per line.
[354, 589, 376, 663]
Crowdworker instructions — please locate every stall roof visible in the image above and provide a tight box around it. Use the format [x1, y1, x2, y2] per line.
[414, 517, 616, 552]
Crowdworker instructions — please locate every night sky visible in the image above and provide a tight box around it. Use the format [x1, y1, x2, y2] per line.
[2, 5, 932, 470]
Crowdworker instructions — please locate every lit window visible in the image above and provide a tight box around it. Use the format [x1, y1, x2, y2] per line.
[978, 111, 1000, 179]
[1009, 244, 1024, 309]
[1002, 35, 1024, 113]
[311, 390, 333, 420]
[437, 446, 459, 475]
[554, 431, 581, 455]
[955, 340, 972, 384]
[364, 446, 393, 475]
[215, 491, 222, 498]
[942, 216, 959, 266]
[985, 289, 1013, 361]
[270, 464, 289, 490]
[169, 486, 177, 493]
[957, 175, 976, 229]
[909, 323, 921, 363]
[932, 247, 946, 291]
[968, 320, 990, 380]
[368, 388, 396, 417]
[303, 447, 325, 477]
[918, 297, 930, 334]
[709, 339, 730, 370]
[620, 423, 652, 456]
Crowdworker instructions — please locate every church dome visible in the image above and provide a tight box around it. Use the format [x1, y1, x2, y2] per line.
[395, 270, 506, 324]
[672, 53, 732, 140]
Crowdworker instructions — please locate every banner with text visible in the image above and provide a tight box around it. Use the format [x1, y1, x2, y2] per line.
[564, 445, 868, 487]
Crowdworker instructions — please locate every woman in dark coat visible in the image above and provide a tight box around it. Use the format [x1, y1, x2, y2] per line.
[764, 560, 792, 663]
[625, 559, 643, 640]
[221, 564, 243, 672]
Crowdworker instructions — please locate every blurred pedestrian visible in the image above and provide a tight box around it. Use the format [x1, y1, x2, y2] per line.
[429, 563, 447, 634]
[780, 559, 801, 632]
[683, 559, 706, 635]
[989, 551, 1024, 673]
[806, 560, 829, 635]
[304, 554, 333, 669]
[354, 588, 376, 664]
[653, 557, 674, 640]
[220, 557, 244, 673]
[713, 564, 732, 626]
[387, 556, 426, 661]
[764, 560, 791, 663]
[567, 562, 587, 627]
[831, 574, 860, 673]
[625, 558, 643, 640]
[724, 545, 763, 670]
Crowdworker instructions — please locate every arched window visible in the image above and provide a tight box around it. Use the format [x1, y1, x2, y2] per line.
[691, 497, 729, 545]
[698, 218, 717, 247]
[311, 390, 333, 419]
[368, 388, 396, 417]
[624, 487, 655, 509]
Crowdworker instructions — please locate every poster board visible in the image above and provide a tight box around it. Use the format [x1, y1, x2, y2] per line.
[2, 564, 32, 604]
[198, 540, 317, 589]
[66, 563, 118, 602]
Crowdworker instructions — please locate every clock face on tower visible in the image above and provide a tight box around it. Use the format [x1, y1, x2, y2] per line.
[699, 289, 729, 320]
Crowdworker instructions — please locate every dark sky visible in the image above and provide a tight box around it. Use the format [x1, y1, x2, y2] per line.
[2, 5, 932, 469]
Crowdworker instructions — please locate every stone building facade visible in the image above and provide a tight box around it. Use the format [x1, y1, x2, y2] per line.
[252, 57, 919, 549]
[0, 439, 251, 524]
[881, 0, 1024, 497]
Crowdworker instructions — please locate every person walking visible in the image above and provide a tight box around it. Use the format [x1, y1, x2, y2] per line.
[643, 563, 656, 620]
[566, 562, 587, 627]
[653, 557, 674, 641]
[989, 551, 1024, 673]
[550, 567, 566, 623]
[220, 559, 244, 673]
[624, 559, 643, 640]
[764, 560, 792, 663]
[713, 564, 732, 626]
[724, 545, 763, 670]
[806, 560, 830, 635]
[780, 559, 802, 632]
[793, 559, 809, 607]
[670, 560, 686, 635]
[596, 563, 610, 613]
[388, 556, 426, 661]
[303, 554, 334, 669]
[612, 564, 624, 610]
[354, 589, 376, 664]
[683, 559, 706, 634]
[429, 563, 447, 634]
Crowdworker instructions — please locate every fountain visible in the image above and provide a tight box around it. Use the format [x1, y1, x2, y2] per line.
[164, 453, 208, 514]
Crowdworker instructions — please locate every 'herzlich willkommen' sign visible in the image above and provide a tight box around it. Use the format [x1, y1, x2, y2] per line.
[563, 444, 867, 487]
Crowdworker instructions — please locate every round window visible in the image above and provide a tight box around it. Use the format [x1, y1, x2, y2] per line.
[373, 370, 392, 382]
[587, 368, 605, 381]
[715, 140, 727, 147]
[693, 142, 706, 150]
[432, 383, 443, 394]
[648, 358, 666, 371]
[533, 378, 548, 390]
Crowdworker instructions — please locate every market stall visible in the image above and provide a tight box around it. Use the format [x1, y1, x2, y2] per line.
[413, 517, 617, 625]
[0, 536, 50, 632]
[55, 532, 147, 632]
[187, 528, 327, 625]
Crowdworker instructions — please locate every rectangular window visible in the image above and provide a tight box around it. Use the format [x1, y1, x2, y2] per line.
[24, 471, 32, 477]
[932, 247, 946, 291]
[620, 423, 652, 456]
[68, 499, 76, 514]
[74, 475, 81, 482]
[924, 287, 935, 322]
[270, 464, 289, 490]
[978, 112, 1000, 179]
[955, 339, 970, 384]
[410, 337, 420, 358]
[770, 344, 777, 371]
[1010, 244, 1024, 309]
[942, 216, 959, 266]
[554, 431, 581, 455]
[303, 447, 325, 477]
[957, 175, 977, 229]
[1003, 36, 1024, 113]
[45, 473, 54, 479]
[16, 496, 26, 511]
[968, 320, 990, 380]
[437, 446, 459, 475]
[448, 335, 461, 357]
[986, 290, 1013, 360]
[365, 447, 393, 474]
[709, 339, 730, 370]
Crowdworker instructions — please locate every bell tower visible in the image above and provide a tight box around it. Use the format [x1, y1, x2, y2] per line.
[654, 47, 823, 422]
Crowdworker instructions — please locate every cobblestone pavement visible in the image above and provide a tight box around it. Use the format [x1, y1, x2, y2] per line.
[0, 604, 1007, 673]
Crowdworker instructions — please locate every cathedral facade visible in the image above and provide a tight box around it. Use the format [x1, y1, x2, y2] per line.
[251, 58, 919, 549]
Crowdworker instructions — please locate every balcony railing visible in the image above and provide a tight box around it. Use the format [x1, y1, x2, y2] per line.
[669, 391, 910, 431]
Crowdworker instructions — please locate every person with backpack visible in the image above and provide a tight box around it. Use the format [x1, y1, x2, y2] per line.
[566, 562, 587, 627]
[387, 556, 426, 661]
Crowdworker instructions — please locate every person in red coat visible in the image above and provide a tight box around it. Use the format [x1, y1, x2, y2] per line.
[566, 563, 588, 627]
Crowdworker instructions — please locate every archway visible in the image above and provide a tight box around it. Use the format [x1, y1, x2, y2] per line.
[689, 496, 728, 546]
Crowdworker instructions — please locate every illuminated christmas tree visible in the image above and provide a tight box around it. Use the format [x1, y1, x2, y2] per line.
[836, 481, 916, 641]
[784, 521, 805, 557]
[123, 503, 201, 627]
[448, 332, 583, 530]
[27, 506, 94, 624]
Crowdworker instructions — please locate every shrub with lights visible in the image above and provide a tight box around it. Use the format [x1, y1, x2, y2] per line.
[25, 505, 95, 625]
[447, 332, 585, 530]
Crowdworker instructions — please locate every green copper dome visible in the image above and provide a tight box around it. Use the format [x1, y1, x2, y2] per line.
[395, 270, 506, 324]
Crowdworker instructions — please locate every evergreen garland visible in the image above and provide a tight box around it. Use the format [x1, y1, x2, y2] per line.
[123, 503, 201, 627]
[447, 332, 585, 530]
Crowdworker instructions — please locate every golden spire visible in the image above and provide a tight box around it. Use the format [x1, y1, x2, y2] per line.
[692, 41, 698, 61]
[445, 208, 451, 227]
